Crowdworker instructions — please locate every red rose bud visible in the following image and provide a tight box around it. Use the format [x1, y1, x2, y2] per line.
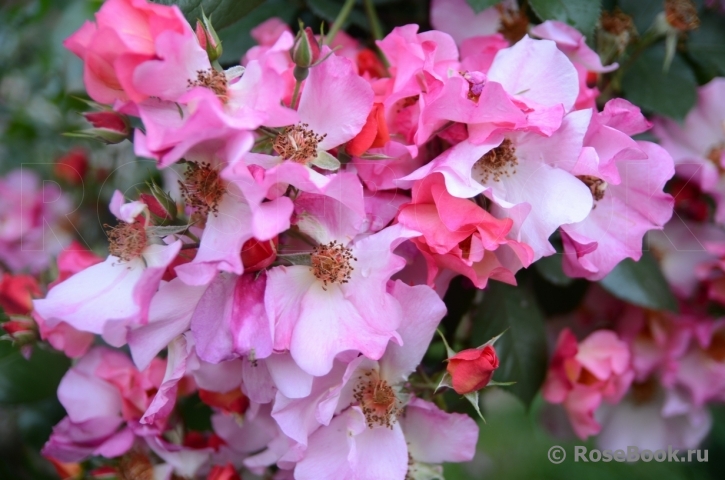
[54, 148, 88, 185]
[196, 10, 222, 62]
[0, 274, 41, 315]
[207, 464, 241, 480]
[241, 237, 278, 272]
[79, 110, 130, 144]
[446, 345, 500, 394]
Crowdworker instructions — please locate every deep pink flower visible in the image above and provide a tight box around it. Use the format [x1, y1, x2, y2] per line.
[543, 328, 634, 439]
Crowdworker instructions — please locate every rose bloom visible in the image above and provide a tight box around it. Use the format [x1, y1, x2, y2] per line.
[447, 345, 500, 394]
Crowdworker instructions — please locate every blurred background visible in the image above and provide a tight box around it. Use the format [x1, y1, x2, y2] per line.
[1, 0, 725, 478]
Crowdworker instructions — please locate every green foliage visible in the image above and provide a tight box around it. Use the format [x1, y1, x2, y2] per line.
[149, 0, 266, 30]
[534, 254, 574, 287]
[529, 0, 602, 36]
[0, 343, 70, 405]
[599, 251, 678, 312]
[465, 0, 501, 14]
[471, 282, 548, 409]
[306, 0, 369, 30]
[688, 12, 725, 77]
[621, 43, 698, 120]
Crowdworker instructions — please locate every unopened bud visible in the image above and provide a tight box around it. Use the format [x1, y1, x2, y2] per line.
[144, 183, 178, 221]
[196, 10, 223, 62]
[71, 110, 131, 144]
[1, 316, 37, 346]
[241, 237, 278, 271]
[292, 26, 321, 69]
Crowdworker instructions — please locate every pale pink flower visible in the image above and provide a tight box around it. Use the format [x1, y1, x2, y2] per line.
[430, 0, 504, 45]
[652, 78, 725, 222]
[561, 100, 675, 280]
[33, 191, 181, 346]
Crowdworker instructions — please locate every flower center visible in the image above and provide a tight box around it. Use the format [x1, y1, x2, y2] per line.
[273, 123, 326, 164]
[578, 175, 608, 201]
[631, 376, 658, 405]
[310, 241, 355, 290]
[473, 139, 518, 184]
[179, 161, 226, 217]
[188, 69, 228, 101]
[106, 222, 147, 262]
[706, 330, 725, 362]
[462, 71, 486, 102]
[707, 143, 724, 169]
[353, 370, 401, 429]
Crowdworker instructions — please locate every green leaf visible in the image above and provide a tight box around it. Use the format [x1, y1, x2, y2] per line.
[621, 43, 697, 120]
[528, 0, 602, 37]
[534, 254, 573, 286]
[0, 343, 70, 405]
[471, 282, 548, 408]
[217, 0, 299, 65]
[465, 0, 501, 14]
[599, 251, 678, 312]
[688, 12, 725, 76]
[149, 0, 265, 30]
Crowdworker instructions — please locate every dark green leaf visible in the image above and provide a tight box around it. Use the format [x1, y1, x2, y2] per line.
[0, 343, 70, 404]
[306, 0, 368, 30]
[471, 282, 548, 408]
[149, 0, 265, 30]
[178, 393, 213, 431]
[217, 0, 299, 65]
[621, 44, 697, 120]
[599, 251, 678, 312]
[528, 0, 602, 36]
[688, 12, 725, 76]
[465, 0, 501, 14]
[534, 254, 573, 286]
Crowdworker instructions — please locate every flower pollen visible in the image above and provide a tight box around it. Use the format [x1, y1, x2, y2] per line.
[578, 175, 608, 202]
[462, 71, 486, 102]
[106, 222, 147, 262]
[353, 370, 401, 429]
[665, 0, 700, 31]
[310, 240, 355, 290]
[273, 123, 326, 164]
[179, 161, 225, 217]
[474, 139, 518, 183]
[188, 69, 228, 101]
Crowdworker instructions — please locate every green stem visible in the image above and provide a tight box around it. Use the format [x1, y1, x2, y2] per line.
[363, 0, 391, 71]
[324, 0, 356, 46]
[364, 0, 384, 40]
[290, 79, 302, 109]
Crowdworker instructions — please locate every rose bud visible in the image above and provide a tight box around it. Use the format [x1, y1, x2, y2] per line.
[54, 148, 88, 185]
[47, 458, 83, 480]
[207, 464, 241, 480]
[1, 317, 37, 345]
[241, 237, 278, 272]
[292, 25, 321, 70]
[77, 110, 131, 144]
[196, 9, 222, 62]
[446, 345, 500, 394]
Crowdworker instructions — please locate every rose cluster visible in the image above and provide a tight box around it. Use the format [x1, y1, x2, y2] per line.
[3, 0, 695, 478]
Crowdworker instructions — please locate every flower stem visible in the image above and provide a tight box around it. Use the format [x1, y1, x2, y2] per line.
[324, 0, 356, 46]
[363, 0, 391, 71]
[290, 79, 302, 109]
